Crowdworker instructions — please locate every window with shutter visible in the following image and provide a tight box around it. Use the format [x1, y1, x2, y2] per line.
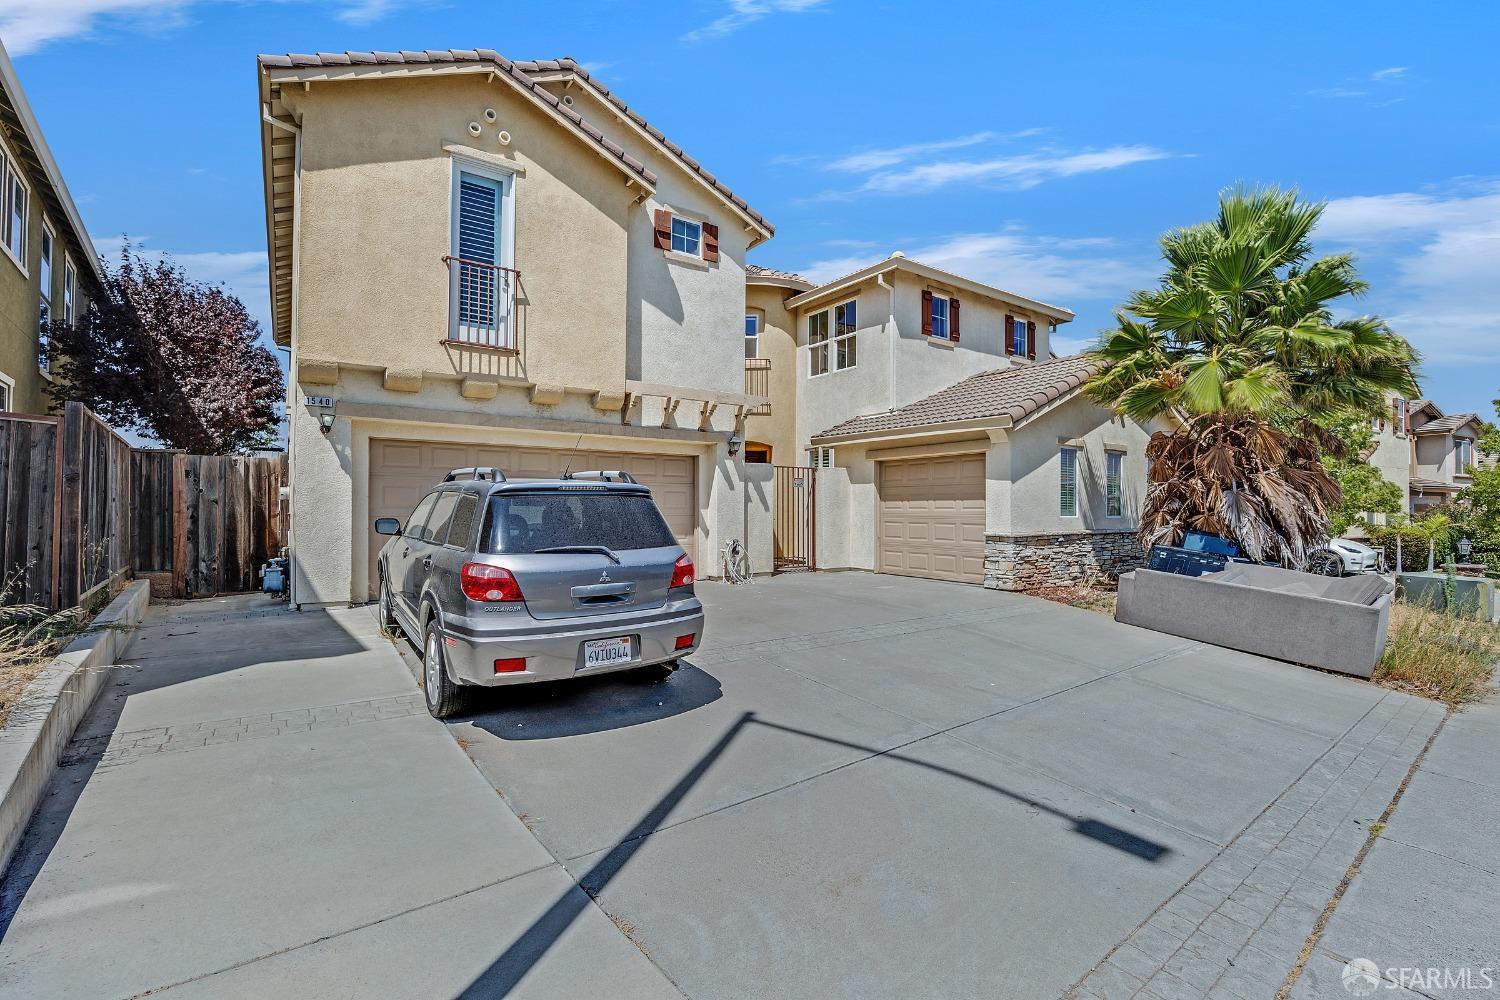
[1004, 314, 1015, 356]
[1105, 451, 1123, 517]
[450, 163, 514, 347]
[929, 296, 950, 340]
[1059, 447, 1079, 517]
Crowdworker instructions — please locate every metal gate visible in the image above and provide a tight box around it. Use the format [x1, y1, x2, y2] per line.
[773, 465, 816, 572]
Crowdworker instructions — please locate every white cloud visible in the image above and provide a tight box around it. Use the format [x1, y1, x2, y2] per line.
[1370, 66, 1407, 81]
[798, 228, 1157, 339]
[1, 0, 405, 54]
[1318, 183, 1500, 365]
[681, 0, 828, 42]
[808, 144, 1174, 200]
[826, 132, 1003, 173]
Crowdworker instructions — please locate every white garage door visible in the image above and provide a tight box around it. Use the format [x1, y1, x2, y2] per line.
[877, 454, 986, 585]
[368, 439, 697, 598]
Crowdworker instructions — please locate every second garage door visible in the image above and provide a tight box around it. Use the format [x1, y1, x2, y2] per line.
[877, 454, 986, 585]
[368, 439, 697, 598]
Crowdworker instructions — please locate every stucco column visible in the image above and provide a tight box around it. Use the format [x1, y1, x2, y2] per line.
[289, 406, 354, 608]
[984, 429, 1013, 538]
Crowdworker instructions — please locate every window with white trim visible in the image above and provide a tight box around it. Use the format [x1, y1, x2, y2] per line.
[808, 310, 830, 377]
[833, 299, 856, 370]
[450, 162, 515, 347]
[38, 222, 53, 369]
[63, 257, 76, 327]
[671, 216, 701, 256]
[807, 446, 834, 469]
[1456, 438, 1474, 473]
[1105, 451, 1123, 517]
[929, 295, 949, 340]
[745, 313, 760, 359]
[0, 371, 12, 412]
[1059, 446, 1079, 517]
[1, 143, 27, 271]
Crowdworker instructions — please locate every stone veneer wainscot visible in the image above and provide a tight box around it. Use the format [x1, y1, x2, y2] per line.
[984, 531, 1144, 591]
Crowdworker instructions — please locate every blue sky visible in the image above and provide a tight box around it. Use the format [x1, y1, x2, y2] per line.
[5, 0, 1497, 418]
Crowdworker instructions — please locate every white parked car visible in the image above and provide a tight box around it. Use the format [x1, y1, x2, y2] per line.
[1309, 537, 1385, 577]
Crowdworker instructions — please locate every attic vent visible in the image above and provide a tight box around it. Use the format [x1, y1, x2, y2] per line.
[561, 94, 575, 107]
[483, 108, 497, 123]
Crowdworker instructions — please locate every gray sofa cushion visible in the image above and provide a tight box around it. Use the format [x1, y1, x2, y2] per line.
[1209, 563, 1392, 606]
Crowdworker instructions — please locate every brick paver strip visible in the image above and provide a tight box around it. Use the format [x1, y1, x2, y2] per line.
[59, 691, 429, 769]
[1068, 692, 1445, 1000]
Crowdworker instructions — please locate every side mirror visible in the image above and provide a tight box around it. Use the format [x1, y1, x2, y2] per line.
[374, 517, 401, 536]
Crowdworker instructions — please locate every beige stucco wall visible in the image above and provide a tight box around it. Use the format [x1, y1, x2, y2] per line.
[285, 75, 632, 392]
[743, 283, 800, 463]
[1366, 414, 1414, 506]
[793, 270, 1063, 454]
[812, 395, 1159, 572]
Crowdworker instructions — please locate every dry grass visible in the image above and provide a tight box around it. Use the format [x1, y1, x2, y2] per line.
[0, 602, 92, 730]
[1375, 600, 1500, 706]
[1026, 583, 1118, 616]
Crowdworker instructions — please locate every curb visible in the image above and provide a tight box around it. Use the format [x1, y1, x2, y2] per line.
[0, 580, 151, 877]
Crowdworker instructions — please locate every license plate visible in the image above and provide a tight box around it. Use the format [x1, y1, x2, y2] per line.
[583, 636, 633, 668]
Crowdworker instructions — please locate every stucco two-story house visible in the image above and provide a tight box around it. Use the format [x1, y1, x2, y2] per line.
[257, 50, 776, 607]
[0, 38, 102, 414]
[741, 252, 1172, 589]
[1362, 395, 1485, 516]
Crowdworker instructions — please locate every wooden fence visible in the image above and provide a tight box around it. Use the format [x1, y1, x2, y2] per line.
[0, 403, 285, 609]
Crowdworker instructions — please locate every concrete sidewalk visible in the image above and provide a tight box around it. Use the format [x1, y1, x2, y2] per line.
[1296, 681, 1500, 999]
[0, 595, 680, 1000]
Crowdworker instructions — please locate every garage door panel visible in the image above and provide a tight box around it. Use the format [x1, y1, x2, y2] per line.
[368, 439, 697, 599]
[878, 454, 985, 586]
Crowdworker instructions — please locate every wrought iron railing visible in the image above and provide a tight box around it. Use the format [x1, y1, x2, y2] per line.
[745, 357, 771, 415]
[442, 256, 519, 352]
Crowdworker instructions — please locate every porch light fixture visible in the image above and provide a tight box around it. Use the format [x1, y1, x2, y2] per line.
[319, 409, 336, 434]
[727, 434, 743, 457]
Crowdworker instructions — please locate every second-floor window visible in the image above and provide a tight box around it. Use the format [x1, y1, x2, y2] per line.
[38, 223, 53, 370]
[833, 299, 856, 370]
[745, 313, 759, 359]
[450, 163, 515, 349]
[63, 258, 76, 327]
[1010, 317, 1029, 357]
[929, 296, 949, 339]
[809, 310, 829, 377]
[671, 216, 701, 256]
[1, 144, 27, 271]
[1456, 438, 1474, 474]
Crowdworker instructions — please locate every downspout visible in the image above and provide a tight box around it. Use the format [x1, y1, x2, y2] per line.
[263, 106, 303, 606]
[876, 271, 895, 412]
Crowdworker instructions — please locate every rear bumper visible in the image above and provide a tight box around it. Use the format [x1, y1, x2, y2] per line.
[438, 602, 705, 686]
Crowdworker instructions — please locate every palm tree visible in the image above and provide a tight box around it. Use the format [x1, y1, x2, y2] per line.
[1085, 187, 1420, 566]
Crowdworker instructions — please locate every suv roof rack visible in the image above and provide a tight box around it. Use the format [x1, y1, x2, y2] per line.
[443, 466, 507, 483]
[561, 470, 639, 485]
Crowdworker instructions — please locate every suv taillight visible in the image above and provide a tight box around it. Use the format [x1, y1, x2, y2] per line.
[462, 563, 524, 602]
[670, 553, 695, 590]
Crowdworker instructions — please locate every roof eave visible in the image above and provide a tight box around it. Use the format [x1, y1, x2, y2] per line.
[811, 414, 1013, 447]
[746, 274, 814, 293]
[786, 257, 1075, 322]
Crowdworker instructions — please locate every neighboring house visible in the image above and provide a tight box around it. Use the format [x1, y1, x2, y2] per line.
[1407, 400, 1483, 512]
[0, 38, 102, 415]
[257, 50, 775, 607]
[743, 263, 813, 465]
[744, 252, 1167, 589]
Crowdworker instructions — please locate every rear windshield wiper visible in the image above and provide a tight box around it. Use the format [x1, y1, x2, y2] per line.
[533, 545, 622, 564]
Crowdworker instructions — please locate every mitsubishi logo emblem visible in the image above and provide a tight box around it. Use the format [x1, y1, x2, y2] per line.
[599, 570, 611, 584]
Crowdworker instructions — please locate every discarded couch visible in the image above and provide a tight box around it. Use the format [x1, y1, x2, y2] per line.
[1115, 563, 1394, 678]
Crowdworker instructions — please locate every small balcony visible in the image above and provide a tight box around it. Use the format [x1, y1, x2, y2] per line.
[745, 358, 771, 415]
[443, 256, 519, 353]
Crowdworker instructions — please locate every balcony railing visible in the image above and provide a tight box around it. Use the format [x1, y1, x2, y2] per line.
[745, 357, 771, 415]
[443, 256, 519, 353]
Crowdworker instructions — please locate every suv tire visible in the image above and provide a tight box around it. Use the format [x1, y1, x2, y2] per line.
[377, 575, 399, 633]
[423, 619, 467, 719]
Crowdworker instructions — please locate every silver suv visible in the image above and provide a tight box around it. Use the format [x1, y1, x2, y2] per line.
[374, 467, 704, 718]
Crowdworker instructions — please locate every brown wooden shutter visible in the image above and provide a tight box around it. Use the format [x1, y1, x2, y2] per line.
[1392, 398, 1402, 435]
[702, 222, 720, 262]
[653, 209, 672, 251]
[1026, 320, 1036, 360]
[949, 298, 960, 343]
[1004, 313, 1015, 356]
[921, 289, 933, 337]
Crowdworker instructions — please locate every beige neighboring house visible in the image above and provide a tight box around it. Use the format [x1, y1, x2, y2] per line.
[0, 38, 102, 415]
[743, 252, 1170, 589]
[742, 263, 813, 465]
[1407, 401, 1484, 512]
[257, 50, 777, 607]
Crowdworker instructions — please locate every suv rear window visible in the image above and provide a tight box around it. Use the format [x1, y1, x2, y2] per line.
[482, 492, 678, 554]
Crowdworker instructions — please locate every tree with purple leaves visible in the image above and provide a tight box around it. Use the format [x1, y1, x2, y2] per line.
[45, 243, 284, 454]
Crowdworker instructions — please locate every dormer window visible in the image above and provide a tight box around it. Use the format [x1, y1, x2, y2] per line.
[929, 296, 949, 340]
[653, 210, 720, 263]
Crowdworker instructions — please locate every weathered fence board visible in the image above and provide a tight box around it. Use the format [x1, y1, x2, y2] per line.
[0, 404, 285, 608]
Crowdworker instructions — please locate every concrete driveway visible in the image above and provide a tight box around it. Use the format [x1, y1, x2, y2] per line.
[0, 574, 1451, 999]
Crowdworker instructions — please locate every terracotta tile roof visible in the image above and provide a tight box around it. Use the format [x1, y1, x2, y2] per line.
[258, 50, 772, 235]
[814, 354, 1100, 440]
[1412, 413, 1479, 434]
[746, 263, 810, 282]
